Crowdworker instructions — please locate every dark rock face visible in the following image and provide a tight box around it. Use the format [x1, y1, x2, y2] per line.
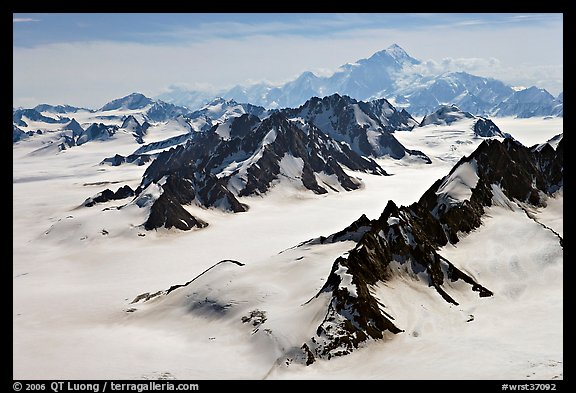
[100, 153, 153, 166]
[60, 134, 76, 149]
[132, 132, 193, 155]
[285, 94, 429, 162]
[473, 118, 503, 137]
[64, 119, 85, 139]
[13, 125, 28, 143]
[144, 191, 208, 231]
[76, 123, 117, 145]
[101, 154, 126, 166]
[114, 185, 136, 199]
[83, 185, 135, 207]
[303, 136, 563, 361]
[302, 214, 373, 246]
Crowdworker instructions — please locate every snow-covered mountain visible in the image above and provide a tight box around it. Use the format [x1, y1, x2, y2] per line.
[420, 104, 504, 138]
[14, 100, 563, 378]
[13, 91, 437, 165]
[419, 104, 475, 126]
[285, 94, 428, 161]
[33, 103, 92, 114]
[156, 85, 218, 111]
[92, 112, 389, 230]
[157, 44, 562, 118]
[119, 115, 151, 144]
[128, 134, 563, 365]
[392, 71, 515, 116]
[493, 87, 563, 118]
[300, 136, 563, 361]
[80, 93, 486, 231]
[99, 92, 191, 122]
[99, 93, 154, 111]
[184, 97, 270, 133]
[12, 94, 273, 154]
[13, 39, 564, 379]
[13, 125, 31, 143]
[18, 90, 517, 234]
[13, 108, 71, 127]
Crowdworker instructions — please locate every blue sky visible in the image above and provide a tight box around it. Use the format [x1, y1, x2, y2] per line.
[13, 13, 563, 108]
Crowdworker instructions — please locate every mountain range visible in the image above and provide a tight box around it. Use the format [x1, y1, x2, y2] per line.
[129, 134, 563, 364]
[14, 87, 511, 233]
[73, 93, 507, 231]
[157, 44, 563, 118]
[13, 42, 564, 379]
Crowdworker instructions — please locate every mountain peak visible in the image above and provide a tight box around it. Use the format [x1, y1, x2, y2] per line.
[100, 93, 153, 112]
[419, 104, 474, 127]
[386, 43, 409, 57]
[297, 71, 318, 80]
[205, 97, 238, 107]
[366, 44, 420, 66]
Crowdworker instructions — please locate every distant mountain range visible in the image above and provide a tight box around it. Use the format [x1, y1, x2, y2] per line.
[156, 44, 563, 118]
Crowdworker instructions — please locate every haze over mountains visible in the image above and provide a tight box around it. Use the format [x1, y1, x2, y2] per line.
[157, 44, 563, 118]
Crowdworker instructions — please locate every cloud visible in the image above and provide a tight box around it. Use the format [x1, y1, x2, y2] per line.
[409, 57, 502, 77]
[392, 56, 563, 96]
[13, 18, 39, 23]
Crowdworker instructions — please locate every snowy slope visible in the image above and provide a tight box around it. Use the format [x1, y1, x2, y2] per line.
[13, 109, 562, 380]
[116, 134, 562, 376]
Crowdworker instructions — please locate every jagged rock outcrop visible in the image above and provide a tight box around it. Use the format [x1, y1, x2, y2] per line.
[473, 117, 503, 137]
[145, 189, 208, 231]
[63, 119, 84, 140]
[100, 153, 153, 166]
[120, 115, 151, 144]
[83, 185, 135, 207]
[302, 135, 563, 362]
[76, 123, 118, 145]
